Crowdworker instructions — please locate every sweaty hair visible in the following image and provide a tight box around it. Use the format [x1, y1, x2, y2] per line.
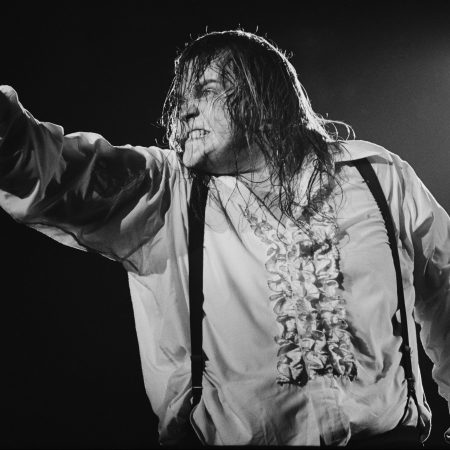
[161, 29, 353, 224]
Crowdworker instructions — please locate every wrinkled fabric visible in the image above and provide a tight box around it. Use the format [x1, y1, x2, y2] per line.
[1, 85, 450, 446]
[241, 184, 357, 386]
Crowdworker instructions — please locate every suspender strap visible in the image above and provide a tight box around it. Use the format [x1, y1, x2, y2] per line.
[188, 177, 208, 408]
[353, 158, 420, 420]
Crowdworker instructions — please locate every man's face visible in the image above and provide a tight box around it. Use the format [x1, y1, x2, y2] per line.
[177, 61, 261, 175]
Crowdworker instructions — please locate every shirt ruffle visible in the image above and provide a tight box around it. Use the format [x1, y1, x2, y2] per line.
[242, 177, 357, 386]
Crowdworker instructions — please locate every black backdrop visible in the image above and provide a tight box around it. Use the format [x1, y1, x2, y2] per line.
[1, 1, 450, 448]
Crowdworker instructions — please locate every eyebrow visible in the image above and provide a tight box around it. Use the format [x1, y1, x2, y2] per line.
[196, 78, 222, 87]
[176, 78, 223, 103]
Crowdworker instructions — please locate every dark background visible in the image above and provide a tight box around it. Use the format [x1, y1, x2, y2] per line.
[1, 1, 450, 448]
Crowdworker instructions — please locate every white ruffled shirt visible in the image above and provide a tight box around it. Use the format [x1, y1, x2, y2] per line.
[1, 85, 450, 445]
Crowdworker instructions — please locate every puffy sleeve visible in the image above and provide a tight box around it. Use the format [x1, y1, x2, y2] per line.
[0, 85, 186, 271]
[401, 158, 450, 407]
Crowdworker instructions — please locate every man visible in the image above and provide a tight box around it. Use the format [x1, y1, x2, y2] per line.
[0, 30, 449, 447]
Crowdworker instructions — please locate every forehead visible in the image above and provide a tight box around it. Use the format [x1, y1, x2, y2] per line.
[179, 52, 235, 91]
[181, 60, 222, 88]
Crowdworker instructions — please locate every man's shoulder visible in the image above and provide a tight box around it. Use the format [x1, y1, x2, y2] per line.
[336, 139, 395, 164]
[336, 140, 424, 200]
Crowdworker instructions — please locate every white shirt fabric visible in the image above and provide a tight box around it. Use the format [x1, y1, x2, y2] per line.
[1, 85, 450, 446]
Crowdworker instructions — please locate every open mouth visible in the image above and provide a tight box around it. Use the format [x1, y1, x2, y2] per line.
[187, 129, 209, 141]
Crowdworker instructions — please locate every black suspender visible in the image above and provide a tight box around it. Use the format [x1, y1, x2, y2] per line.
[353, 157, 420, 425]
[187, 159, 419, 425]
[188, 177, 208, 407]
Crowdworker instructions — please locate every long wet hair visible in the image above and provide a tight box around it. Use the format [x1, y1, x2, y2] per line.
[161, 29, 353, 224]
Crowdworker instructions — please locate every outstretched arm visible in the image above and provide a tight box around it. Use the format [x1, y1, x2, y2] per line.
[0, 86, 184, 268]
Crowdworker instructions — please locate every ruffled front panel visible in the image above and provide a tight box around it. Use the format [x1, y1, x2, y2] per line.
[241, 181, 357, 386]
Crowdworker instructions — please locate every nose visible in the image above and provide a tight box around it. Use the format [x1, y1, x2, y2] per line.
[179, 99, 200, 122]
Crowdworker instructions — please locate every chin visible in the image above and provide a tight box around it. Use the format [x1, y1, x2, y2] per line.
[182, 151, 206, 170]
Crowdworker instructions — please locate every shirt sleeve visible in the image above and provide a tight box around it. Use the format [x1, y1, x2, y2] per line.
[0, 85, 185, 271]
[401, 158, 450, 406]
